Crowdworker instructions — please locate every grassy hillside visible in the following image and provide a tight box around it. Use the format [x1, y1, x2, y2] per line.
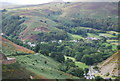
[2, 2, 118, 42]
[2, 63, 34, 79]
[14, 54, 79, 79]
[2, 53, 79, 79]
[1, 2, 119, 79]
[1, 36, 79, 79]
[0, 36, 35, 55]
[98, 50, 120, 77]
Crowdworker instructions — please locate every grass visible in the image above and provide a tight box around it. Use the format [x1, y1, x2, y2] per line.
[107, 40, 118, 45]
[107, 40, 118, 42]
[14, 54, 79, 79]
[99, 33, 116, 37]
[75, 62, 89, 69]
[6, 2, 118, 42]
[1, 36, 79, 79]
[107, 31, 119, 35]
[69, 33, 84, 40]
[94, 73, 116, 79]
[65, 56, 89, 69]
[87, 33, 100, 38]
[1, 36, 35, 56]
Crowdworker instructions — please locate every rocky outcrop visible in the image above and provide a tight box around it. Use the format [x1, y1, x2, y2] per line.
[99, 50, 120, 77]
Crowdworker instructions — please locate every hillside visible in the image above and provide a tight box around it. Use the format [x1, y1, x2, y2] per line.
[98, 50, 120, 77]
[1, 2, 119, 79]
[2, 2, 118, 42]
[3, 53, 79, 79]
[14, 53, 79, 79]
[1, 36, 79, 79]
[0, 36, 35, 55]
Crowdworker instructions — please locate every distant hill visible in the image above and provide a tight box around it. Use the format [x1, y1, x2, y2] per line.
[0, 36, 35, 55]
[0, 2, 22, 9]
[2, 2, 118, 42]
[98, 50, 120, 77]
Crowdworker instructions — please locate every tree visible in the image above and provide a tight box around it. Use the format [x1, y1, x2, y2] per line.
[40, 50, 49, 56]
[84, 68, 89, 74]
[81, 55, 94, 65]
[34, 44, 40, 53]
[102, 37, 107, 42]
[50, 52, 65, 63]
[107, 45, 112, 49]
[1, 9, 7, 12]
[95, 76, 104, 81]
[75, 52, 83, 61]
[67, 67, 84, 77]
[59, 64, 67, 72]
[117, 45, 120, 50]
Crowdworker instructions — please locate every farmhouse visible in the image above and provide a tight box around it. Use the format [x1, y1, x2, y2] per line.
[0, 33, 4, 36]
[27, 42, 36, 47]
[85, 37, 100, 40]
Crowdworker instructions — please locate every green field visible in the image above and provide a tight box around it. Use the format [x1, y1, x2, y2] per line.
[65, 56, 89, 69]
[99, 33, 116, 38]
[69, 33, 84, 40]
[87, 33, 100, 38]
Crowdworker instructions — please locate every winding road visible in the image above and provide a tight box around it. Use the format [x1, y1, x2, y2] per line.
[85, 66, 98, 79]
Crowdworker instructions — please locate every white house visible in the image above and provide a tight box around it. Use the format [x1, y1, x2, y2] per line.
[0, 33, 4, 36]
[27, 42, 36, 47]
[86, 37, 100, 40]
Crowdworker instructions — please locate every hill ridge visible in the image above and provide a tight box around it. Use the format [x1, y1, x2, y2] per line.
[0, 36, 35, 54]
[99, 50, 120, 77]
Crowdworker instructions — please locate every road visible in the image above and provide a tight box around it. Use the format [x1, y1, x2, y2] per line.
[84, 66, 98, 79]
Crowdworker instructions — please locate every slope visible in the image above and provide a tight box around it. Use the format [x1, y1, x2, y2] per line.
[14, 53, 79, 79]
[1, 36, 78, 79]
[3, 53, 79, 79]
[0, 36, 35, 55]
[2, 2, 118, 42]
[98, 50, 120, 77]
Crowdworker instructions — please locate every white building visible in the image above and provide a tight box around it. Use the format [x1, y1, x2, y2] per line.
[52, 40, 57, 43]
[99, 34, 108, 38]
[59, 40, 62, 43]
[86, 37, 100, 40]
[52, 0, 64, 2]
[27, 42, 36, 47]
[0, 33, 4, 36]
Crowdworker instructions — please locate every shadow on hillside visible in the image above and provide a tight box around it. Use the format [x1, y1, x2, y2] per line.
[7, 53, 31, 57]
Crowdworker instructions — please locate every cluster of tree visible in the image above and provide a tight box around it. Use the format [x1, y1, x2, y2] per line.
[1, 9, 7, 12]
[37, 31, 69, 42]
[55, 17, 118, 33]
[55, 21, 108, 37]
[56, 26, 88, 37]
[50, 52, 65, 63]
[2, 15, 26, 37]
[34, 39, 117, 65]
[59, 58, 86, 77]
[34, 42, 88, 77]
